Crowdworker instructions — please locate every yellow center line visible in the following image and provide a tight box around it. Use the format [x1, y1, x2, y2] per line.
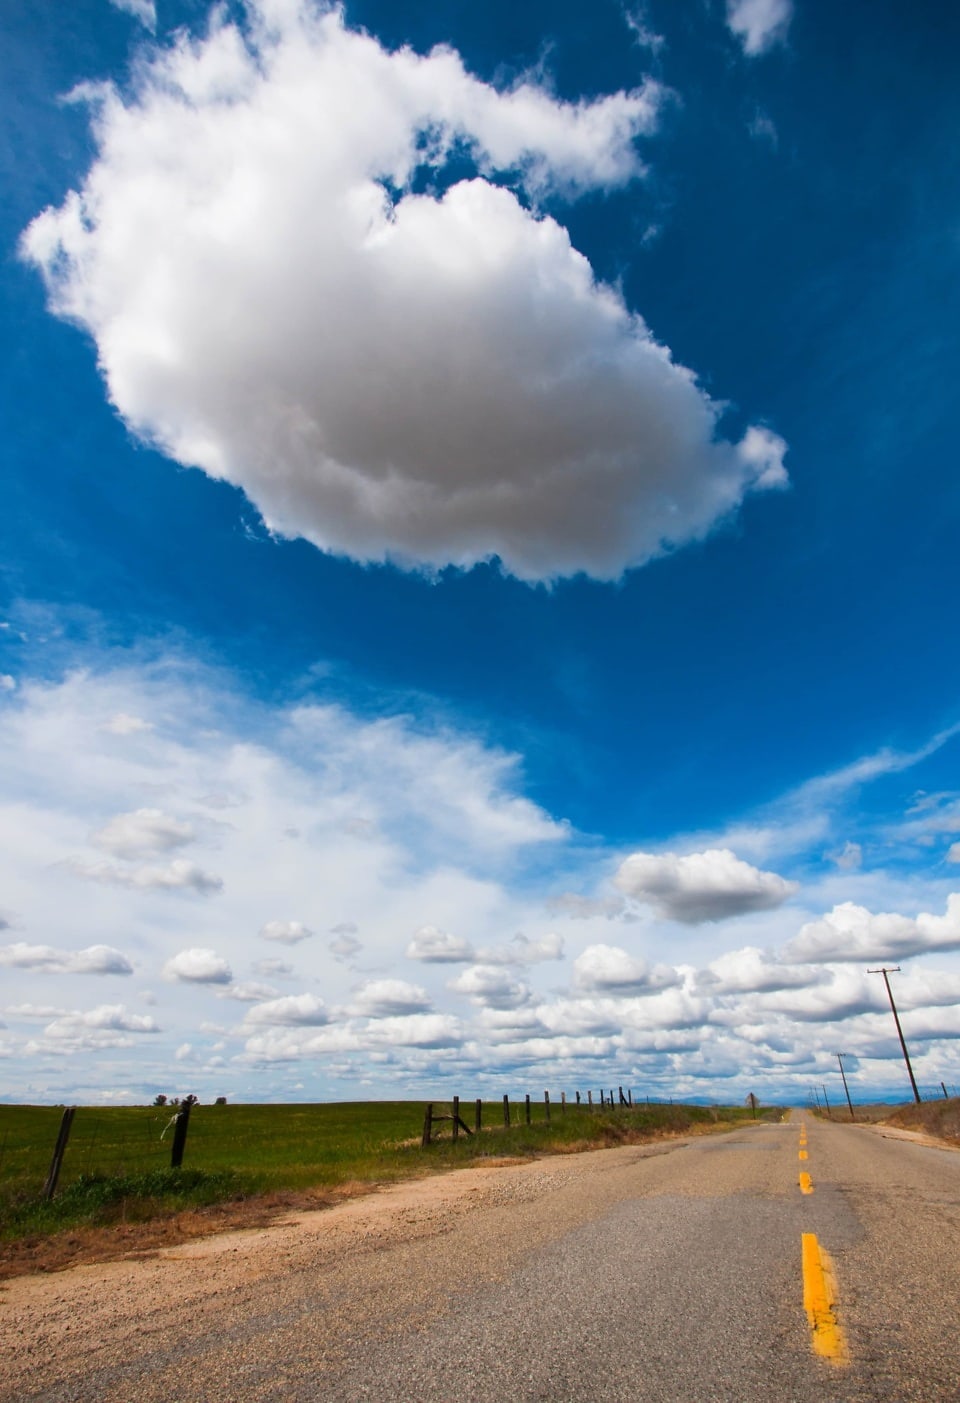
[802, 1233, 848, 1364]
[799, 1170, 813, 1194]
[799, 1148, 808, 1160]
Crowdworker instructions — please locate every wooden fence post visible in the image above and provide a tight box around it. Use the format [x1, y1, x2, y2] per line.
[475, 1098, 482, 1133]
[561, 1091, 566, 1114]
[587, 1090, 593, 1109]
[170, 1098, 193, 1169]
[452, 1096, 460, 1142]
[545, 1090, 551, 1122]
[628, 1090, 633, 1106]
[525, 1094, 531, 1125]
[503, 1094, 510, 1128]
[43, 1106, 76, 1200]
[576, 1091, 581, 1106]
[422, 1103, 433, 1147]
[610, 1089, 614, 1108]
[619, 1085, 626, 1105]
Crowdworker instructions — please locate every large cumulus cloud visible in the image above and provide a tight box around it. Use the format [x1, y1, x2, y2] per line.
[22, 1, 786, 582]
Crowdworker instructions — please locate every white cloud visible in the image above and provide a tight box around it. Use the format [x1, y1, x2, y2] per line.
[31, 1002, 161, 1052]
[252, 957, 294, 978]
[624, 6, 666, 53]
[329, 931, 362, 961]
[108, 0, 156, 29]
[23, 2, 786, 584]
[163, 947, 233, 984]
[615, 847, 797, 922]
[784, 895, 960, 965]
[0, 941, 133, 975]
[0, 675, 16, 692]
[949, 843, 960, 863]
[244, 992, 328, 1026]
[91, 807, 195, 858]
[448, 964, 530, 1009]
[259, 919, 313, 944]
[572, 944, 680, 995]
[366, 1014, 464, 1048]
[830, 841, 863, 871]
[477, 931, 564, 965]
[726, 0, 793, 56]
[71, 858, 223, 894]
[174, 1041, 193, 1061]
[406, 924, 476, 963]
[101, 712, 153, 735]
[349, 979, 431, 1017]
[695, 946, 825, 995]
[218, 980, 279, 1002]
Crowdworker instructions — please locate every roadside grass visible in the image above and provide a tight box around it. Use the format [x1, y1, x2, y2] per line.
[0, 1100, 763, 1249]
[881, 1097, 960, 1144]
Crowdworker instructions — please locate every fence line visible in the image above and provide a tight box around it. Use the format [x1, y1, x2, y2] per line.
[420, 1085, 640, 1146]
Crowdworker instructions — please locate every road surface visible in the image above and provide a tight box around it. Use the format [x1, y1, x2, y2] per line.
[2, 1112, 959, 1401]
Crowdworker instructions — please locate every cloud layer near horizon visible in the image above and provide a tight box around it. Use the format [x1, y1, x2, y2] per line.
[23, 1, 786, 582]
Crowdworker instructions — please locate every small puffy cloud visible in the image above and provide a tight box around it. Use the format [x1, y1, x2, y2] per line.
[22, 3, 788, 585]
[829, 841, 863, 871]
[71, 858, 223, 894]
[784, 895, 960, 964]
[406, 925, 476, 963]
[108, 0, 156, 29]
[572, 944, 680, 995]
[0, 941, 133, 975]
[615, 848, 797, 923]
[252, 958, 294, 978]
[174, 1042, 193, 1061]
[947, 843, 960, 864]
[37, 1003, 161, 1050]
[91, 808, 195, 858]
[329, 931, 362, 961]
[726, 0, 793, 56]
[259, 920, 314, 944]
[163, 947, 233, 984]
[244, 993, 329, 1026]
[478, 932, 564, 965]
[747, 109, 778, 148]
[0, 675, 16, 692]
[349, 979, 432, 1017]
[448, 964, 530, 1009]
[102, 712, 153, 735]
[218, 980, 279, 1002]
[366, 1014, 463, 1048]
[695, 946, 825, 995]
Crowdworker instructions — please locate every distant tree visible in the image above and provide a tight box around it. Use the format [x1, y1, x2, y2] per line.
[153, 1094, 168, 1106]
[215, 1096, 227, 1105]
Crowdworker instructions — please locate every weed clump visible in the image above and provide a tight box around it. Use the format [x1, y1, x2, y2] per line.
[2, 1167, 246, 1239]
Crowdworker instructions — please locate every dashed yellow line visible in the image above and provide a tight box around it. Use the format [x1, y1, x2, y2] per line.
[802, 1233, 848, 1364]
[799, 1148, 808, 1160]
[799, 1170, 813, 1194]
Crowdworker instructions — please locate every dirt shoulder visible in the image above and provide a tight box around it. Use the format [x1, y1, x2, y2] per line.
[0, 1137, 690, 1403]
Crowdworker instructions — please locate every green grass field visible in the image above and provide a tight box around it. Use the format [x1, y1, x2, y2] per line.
[0, 1099, 761, 1241]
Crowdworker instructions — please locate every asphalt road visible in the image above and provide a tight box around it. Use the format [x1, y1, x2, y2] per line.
[5, 1113, 960, 1401]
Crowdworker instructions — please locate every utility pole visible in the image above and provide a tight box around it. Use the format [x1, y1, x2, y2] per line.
[821, 1084, 832, 1118]
[835, 1052, 855, 1121]
[868, 965, 921, 1103]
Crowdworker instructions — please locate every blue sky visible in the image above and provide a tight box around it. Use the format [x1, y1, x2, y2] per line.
[2, 0, 959, 1106]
